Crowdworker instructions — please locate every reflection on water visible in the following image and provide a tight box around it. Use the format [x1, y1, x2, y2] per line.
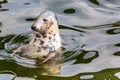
[64, 9, 76, 14]
[0, 0, 120, 80]
[80, 74, 94, 79]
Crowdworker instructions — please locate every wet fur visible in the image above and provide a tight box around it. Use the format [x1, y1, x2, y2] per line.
[12, 10, 62, 64]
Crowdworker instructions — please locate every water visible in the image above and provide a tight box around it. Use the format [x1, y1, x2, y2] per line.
[0, 0, 120, 80]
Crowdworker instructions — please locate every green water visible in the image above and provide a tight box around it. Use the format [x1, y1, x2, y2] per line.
[0, 0, 120, 80]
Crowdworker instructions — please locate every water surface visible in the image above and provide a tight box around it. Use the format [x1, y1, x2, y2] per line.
[0, 0, 120, 80]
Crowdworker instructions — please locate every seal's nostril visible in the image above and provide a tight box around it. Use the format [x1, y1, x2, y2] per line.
[31, 26, 36, 30]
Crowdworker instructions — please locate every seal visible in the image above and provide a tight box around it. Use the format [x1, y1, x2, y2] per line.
[12, 10, 62, 64]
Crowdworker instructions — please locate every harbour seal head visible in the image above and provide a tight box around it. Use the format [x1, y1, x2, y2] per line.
[31, 10, 57, 33]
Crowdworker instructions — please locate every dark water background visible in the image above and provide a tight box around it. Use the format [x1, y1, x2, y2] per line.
[0, 0, 120, 80]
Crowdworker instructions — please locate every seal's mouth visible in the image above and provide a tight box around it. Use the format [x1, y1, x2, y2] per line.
[31, 10, 55, 33]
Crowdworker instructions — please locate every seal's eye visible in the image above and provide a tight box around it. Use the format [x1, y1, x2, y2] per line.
[43, 19, 48, 22]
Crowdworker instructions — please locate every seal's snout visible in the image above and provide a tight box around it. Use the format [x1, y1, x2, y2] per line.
[31, 25, 36, 30]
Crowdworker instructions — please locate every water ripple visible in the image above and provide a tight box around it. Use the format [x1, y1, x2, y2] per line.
[0, 0, 120, 79]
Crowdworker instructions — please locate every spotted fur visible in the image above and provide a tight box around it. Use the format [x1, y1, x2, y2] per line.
[12, 10, 62, 64]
